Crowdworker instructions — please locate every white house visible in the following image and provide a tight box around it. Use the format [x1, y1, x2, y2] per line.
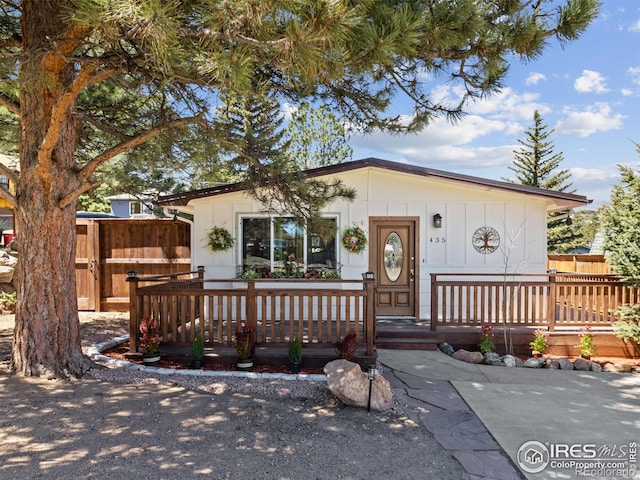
[158, 158, 589, 320]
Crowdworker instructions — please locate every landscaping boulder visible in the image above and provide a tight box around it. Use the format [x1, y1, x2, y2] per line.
[501, 355, 523, 368]
[573, 357, 591, 371]
[483, 352, 504, 366]
[452, 349, 483, 364]
[438, 342, 455, 356]
[603, 362, 632, 373]
[558, 358, 574, 370]
[590, 362, 602, 372]
[324, 359, 394, 412]
[524, 357, 545, 368]
[545, 359, 560, 369]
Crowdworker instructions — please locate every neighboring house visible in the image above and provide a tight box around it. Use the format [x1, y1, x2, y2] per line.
[158, 158, 589, 320]
[106, 193, 157, 218]
[0, 153, 18, 238]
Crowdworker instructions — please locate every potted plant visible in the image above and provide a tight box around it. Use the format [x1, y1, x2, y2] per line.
[529, 328, 549, 357]
[479, 324, 495, 354]
[191, 332, 205, 369]
[288, 335, 303, 373]
[139, 316, 161, 365]
[575, 325, 596, 359]
[336, 331, 358, 361]
[235, 323, 255, 370]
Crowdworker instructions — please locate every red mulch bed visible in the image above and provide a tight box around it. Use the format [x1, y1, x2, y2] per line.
[101, 343, 326, 375]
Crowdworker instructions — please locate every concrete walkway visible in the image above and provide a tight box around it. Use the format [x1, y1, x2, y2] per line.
[378, 349, 640, 480]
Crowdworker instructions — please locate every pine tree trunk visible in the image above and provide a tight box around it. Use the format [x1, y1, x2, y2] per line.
[10, 1, 92, 378]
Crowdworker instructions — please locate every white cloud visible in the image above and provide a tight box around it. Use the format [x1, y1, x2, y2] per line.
[574, 70, 609, 94]
[629, 66, 640, 85]
[621, 88, 633, 96]
[556, 103, 625, 137]
[526, 72, 546, 85]
[629, 18, 640, 32]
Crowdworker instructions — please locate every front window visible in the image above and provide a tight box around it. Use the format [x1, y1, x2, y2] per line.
[240, 216, 337, 277]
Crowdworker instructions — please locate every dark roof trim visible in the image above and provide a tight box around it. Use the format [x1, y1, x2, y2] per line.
[158, 157, 590, 207]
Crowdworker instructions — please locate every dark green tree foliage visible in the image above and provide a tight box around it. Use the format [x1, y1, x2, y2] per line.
[601, 159, 640, 286]
[505, 110, 582, 252]
[0, 0, 601, 378]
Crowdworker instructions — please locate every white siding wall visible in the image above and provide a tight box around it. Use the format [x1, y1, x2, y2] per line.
[188, 167, 550, 319]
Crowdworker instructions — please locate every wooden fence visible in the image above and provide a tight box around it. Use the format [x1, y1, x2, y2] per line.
[430, 273, 640, 331]
[76, 218, 191, 311]
[547, 254, 612, 274]
[127, 269, 376, 355]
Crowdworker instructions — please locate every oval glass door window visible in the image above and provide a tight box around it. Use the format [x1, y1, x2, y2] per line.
[384, 232, 403, 282]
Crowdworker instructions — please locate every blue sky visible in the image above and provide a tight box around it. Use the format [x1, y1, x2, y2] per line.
[348, 1, 639, 210]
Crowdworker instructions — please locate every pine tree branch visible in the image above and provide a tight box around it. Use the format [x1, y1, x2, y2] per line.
[74, 111, 130, 141]
[38, 66, 115, 175]
[59, 181, 101, 209]
[0, 93, 19, 116]
[78, 116, 205, 183]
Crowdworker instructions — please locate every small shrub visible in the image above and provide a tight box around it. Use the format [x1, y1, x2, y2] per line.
[0, 291, 16, 313]
[611, 303, 640, 344]
[336, 331, 358, 360]
[288, 335, 303, 363]
[191, 333, 205, 360]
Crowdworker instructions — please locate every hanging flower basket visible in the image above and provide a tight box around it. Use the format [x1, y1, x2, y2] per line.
[342, 225, 367, 254]
[207, 226, 234, 252]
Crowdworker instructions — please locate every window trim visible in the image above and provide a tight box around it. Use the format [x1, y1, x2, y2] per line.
[236, 213, 340, 273]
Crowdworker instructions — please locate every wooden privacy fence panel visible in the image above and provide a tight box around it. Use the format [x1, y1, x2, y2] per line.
[76, 218, 191, 311]
[547, 254, 612, 274]
[128, 272, 376, 355]
[431, 273, 640, 331]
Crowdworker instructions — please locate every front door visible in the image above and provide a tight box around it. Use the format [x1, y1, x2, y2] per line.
[369, 217, 418, 317]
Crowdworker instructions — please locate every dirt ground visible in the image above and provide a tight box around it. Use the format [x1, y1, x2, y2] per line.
[0, 313, 465, 480]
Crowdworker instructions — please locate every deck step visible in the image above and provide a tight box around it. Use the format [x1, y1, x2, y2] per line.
[375, 337, 440, 351]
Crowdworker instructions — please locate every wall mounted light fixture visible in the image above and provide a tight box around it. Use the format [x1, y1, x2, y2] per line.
[433, 213, 442, 228]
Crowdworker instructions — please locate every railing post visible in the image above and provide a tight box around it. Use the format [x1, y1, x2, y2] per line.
[246, 280, 257, 339]
[364, 279, 375, 356]
[126, 270, 140, 354]
[430, 273, 438, 331]
[547, 274, 556, 332]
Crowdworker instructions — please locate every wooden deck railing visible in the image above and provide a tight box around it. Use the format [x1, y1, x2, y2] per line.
[430, 273, 640, 331]
[127, 269, 376, 355]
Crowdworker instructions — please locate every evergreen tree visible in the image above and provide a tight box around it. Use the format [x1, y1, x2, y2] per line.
[601, 155, 640, 286]
[285, 102, 353, 169]
[505, 110, 582, 253]
[0, 0, 600, 378]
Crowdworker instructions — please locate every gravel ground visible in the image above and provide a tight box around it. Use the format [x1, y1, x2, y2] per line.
[0, 312, 465, 479]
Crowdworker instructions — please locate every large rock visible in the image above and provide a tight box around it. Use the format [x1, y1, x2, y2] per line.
[603, 362, 632, 373]
[483, 352, 504, 366]
[501, 355, 523, 368]
[573, 357, 591, 371]
[0, 265, 13, 284]
[452, 349, 483, 364]
[438, 342, 455, 356]
[324, 360, 394, 412]
[558, 358, 574, 370]
[524, 358, 545, 368]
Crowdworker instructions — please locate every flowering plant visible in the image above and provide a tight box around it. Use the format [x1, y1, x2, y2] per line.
[342, 225, 367, 254]
[336, 331, 358, 360]
[575, 325, 596, 357]
[529, 329, 549, 355]
[139, 316, 160, 355]
[235, 323, 255, 361]
[207, 226, 234, 252]
[479, 324, 496, 353]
